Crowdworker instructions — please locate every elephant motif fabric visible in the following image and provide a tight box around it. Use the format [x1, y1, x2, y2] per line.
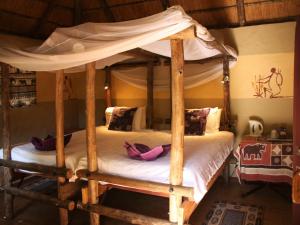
[234, 136, 293, 184]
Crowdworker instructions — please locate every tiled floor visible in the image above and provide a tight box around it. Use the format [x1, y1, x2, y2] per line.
[0, 178, 292, 225]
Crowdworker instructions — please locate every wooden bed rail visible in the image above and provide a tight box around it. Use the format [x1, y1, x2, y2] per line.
[77, 202, 184, 225]
[76, 169, 194, 200]
[0, 159, 73, 179]
[3, 186, 75, 210]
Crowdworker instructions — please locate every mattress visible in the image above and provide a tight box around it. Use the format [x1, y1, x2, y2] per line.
[0, 129, 88, 172]
[0, 126, 234, 203]
[75, 126, 234, 203]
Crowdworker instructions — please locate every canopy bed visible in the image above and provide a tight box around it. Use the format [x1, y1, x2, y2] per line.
[0, 6, 237, 225]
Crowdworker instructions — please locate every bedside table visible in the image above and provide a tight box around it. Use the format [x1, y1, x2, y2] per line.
[234, 135, 293, 184]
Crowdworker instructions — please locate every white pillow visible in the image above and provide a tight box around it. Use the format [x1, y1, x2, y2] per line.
[205, 107, 222, 133]
[105, 106, 146, 130]
[105, 107, 115, 126]
[132, 106, 146, 130]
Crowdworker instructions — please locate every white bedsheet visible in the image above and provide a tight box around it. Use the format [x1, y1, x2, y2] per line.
[0, 126, 233, 202]
[0, 130, 88, 172]
[76, 126, 234, 203]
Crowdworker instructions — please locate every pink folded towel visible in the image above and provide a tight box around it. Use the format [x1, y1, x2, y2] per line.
[124, 141, 171, 161]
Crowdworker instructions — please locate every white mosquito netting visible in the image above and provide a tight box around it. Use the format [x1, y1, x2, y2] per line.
[0, 6, 237, 88]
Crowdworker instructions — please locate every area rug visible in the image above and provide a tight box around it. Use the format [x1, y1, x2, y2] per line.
[202, 201, 263, 225]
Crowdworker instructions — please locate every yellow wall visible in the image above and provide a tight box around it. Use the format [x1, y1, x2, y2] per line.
[231, 53, 294, 99]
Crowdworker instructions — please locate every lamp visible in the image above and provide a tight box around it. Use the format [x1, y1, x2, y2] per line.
[221, 75, 230, 84]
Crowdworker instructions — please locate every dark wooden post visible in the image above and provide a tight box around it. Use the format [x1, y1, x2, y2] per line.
[86, 62, 99, 225]
[169, 39, 185, 223]
[55, 69, 69, 225]
[223, 55, 231, 130]
[147, 62, 154, 129]
[104, 67, 112, 108]
[293, 17, 300, 225]
[1, 63, 13, 220]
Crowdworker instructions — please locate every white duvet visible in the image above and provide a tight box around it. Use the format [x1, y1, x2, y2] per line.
[0, 126, 233, 202]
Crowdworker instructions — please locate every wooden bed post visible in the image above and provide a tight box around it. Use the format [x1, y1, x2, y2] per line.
[55, 69, 69, 225]
[104, 67, 112, 108]
[86, 62, 99, 225]
[169, 39, 185, 224]
[223, 55, 231, 130]
[1, 63, 13, 220]
[147, 62, 154, 129]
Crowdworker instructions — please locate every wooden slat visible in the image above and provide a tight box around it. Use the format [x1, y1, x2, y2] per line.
[1, 63, 13, 220]
[76, 170, 194, 199]
[4, 186, 75, 210]
[163, 26, 196, 40]
[0, 159, 73, 178]
[74, 0, 82, 25]
[169, 39, 185, 223]
[147, 62, 154, 129]
[86, 62, 99, 225]
[161, 0, 170, 10]
[236, 0, 246, 26]
[100, 0, 115, 22]
[77, 203, 178, 225]
[76, 169, 194, 199]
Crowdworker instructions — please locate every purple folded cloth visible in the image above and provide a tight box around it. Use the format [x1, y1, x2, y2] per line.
[124, 141, 171, 161]
[31, 134, 72, 151]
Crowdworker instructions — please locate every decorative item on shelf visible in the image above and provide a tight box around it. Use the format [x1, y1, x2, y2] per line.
[249, 119, 264, 137]
[270, 129, 279, 139]
[0, 65, 36, 108]
[278, 126, 288, 139]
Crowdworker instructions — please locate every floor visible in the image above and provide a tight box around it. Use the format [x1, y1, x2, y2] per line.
[0, 178, 292, 225]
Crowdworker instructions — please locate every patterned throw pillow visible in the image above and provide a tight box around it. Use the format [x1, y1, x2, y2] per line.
[185, 108, 210, 135]
[108, 107, 137, 131]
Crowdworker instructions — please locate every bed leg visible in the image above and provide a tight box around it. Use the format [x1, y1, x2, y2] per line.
[1, 63, 14, 220]
[169, 194, 182, 223]
[59, 208, 69, 225]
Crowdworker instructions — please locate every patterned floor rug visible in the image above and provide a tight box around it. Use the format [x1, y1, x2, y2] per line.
[202, 201, 263, 225]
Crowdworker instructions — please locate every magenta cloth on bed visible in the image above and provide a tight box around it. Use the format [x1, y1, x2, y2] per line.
[124, 141, 171, 161]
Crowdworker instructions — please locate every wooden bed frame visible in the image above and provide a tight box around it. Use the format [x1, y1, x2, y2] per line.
[1, 25, 233, 225]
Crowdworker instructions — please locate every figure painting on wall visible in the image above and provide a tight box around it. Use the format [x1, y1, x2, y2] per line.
[252, 67, 283, 98]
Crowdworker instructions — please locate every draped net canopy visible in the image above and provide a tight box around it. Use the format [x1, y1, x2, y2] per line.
[0, 6, 237, 73]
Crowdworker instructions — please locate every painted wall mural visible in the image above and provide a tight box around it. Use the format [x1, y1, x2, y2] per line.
[252, 67, 284, 98]
[0, 66, 36, 108]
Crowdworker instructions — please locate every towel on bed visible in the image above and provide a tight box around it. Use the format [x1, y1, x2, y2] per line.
[124, 141, 171, 161]
[31, 134, 72, 151]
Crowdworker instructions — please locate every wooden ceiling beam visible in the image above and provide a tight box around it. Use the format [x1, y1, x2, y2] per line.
[99, 0, 115, 22]
[236, 0, 246, 26]
[161, 0, 170, 10]
[74, 0, 82, 25]
[31, 0, 56, 38]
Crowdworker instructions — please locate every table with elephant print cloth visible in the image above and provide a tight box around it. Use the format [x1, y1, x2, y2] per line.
[234, 136, 293, 184]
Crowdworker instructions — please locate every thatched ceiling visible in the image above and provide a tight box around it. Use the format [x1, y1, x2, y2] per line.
[0, 0, 299, 39]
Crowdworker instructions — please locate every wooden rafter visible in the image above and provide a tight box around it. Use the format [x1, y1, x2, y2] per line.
[161, 0, 170, 10]
[100, 0, 115, 22]
[31, 0, 56, 37]
[74, 0, 82, 25]
[236, 0, 246, 26]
